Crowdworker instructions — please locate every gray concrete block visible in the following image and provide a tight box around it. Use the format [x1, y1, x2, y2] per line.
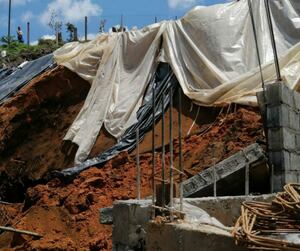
[289, 153, 300, 171]
[182, 144, 266, 198]
[295, 134, 300, 151]
[281, 83, 295, 107]
[113, 200, 152, 249]
[294, 91, 300, 111]
[99, 207, 113, 225]
[266, 104, 290, 128]
[268, 150, 290, 172]
[285, 170, 300, 184]
[281, 128, 296, 151]
[268, 128, 295, 152]
[265, 82, 294, 107]
[265, 82, 280, 105]
[268, 128, 283, 151]
[289, 109, 300, 131]
[272, 173, 285, 192]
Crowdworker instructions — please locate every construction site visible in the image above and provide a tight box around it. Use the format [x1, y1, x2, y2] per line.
[1, 0, 300, 250]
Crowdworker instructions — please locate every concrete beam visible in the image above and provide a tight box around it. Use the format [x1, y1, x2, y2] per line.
[182, 143, 267, 198]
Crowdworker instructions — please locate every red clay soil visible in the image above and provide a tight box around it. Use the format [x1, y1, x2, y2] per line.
[0, 66, 91, 202]
[0, 65, 117, 202]
[0, 106, 265, 250]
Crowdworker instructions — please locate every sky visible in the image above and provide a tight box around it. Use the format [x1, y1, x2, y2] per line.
[0, 0, 228, 45]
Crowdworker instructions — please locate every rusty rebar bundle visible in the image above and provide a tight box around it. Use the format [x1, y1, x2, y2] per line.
[233, 184, 300, 250]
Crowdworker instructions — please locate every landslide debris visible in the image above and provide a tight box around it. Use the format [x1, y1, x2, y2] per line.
[0, 106, 265, 250]
[0, 66, 90, 202]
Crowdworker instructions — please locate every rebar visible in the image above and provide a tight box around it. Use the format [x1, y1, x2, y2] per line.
[212, 144, 217, 197]
[233, 183, 300, 251]
[270, 164, 274, 193]
[161, 91, 166, 210]
[136, 127, 141, 200]
[264, 0, 282, 82]
[213, 158, 217, 198]
[243, 150, 250, 196]
[178, 88, 183, 212]
[247, 0, 265, 93]
[169, 85, 174, 221]
[152, 83, 156, 218]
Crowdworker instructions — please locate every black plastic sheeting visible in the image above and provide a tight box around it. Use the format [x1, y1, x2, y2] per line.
[0, 68, 14, 81]
[54, 63, 179, 180]
[0, 54, 54, 104]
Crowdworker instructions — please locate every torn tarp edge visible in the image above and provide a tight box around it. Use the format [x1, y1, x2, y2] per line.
[53, 63, 178, 180]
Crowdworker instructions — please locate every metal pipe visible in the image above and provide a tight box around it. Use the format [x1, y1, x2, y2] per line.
[136, 127, 141, 200]
[152, 83, 156, 218]
[162, 91, 166, 210]
[169, 85, 174, 221]
[178, 87, 183, 212]
[264, 0, 282, 81]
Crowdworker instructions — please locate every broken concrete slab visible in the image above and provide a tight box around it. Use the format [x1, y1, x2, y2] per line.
[99, 207, 113, 225]
[182, 143, 267, 198]
[111, 195, 273, 250]
[112, 199, 152, 251]
[183, 194, 274, 226]
[147, 222, 248, 251]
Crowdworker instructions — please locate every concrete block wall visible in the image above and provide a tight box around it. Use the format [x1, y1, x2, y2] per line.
[258, 82, 300, 191]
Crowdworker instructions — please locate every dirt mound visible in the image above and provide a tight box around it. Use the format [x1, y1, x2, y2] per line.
[0, 66, 90, 202]
[0, 106, 265, 250]
[0, 152, 152, 250]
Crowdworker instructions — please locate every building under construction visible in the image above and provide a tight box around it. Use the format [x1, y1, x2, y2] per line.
[1, 0, 300, 250]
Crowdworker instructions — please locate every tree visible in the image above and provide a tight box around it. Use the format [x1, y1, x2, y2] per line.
[99, 19, 106, 33]
[48, 9, 63, 45]
[0, 35, 16, 47]
[66, 22, 78, 42]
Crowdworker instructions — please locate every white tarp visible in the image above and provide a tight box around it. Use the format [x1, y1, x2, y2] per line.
[54, 0, 300, 163]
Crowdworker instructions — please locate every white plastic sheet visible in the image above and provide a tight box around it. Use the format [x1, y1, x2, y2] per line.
[54, 0, 300, 163]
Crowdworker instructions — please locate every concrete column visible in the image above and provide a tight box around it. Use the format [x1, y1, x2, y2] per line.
[257, 82, 300, 191]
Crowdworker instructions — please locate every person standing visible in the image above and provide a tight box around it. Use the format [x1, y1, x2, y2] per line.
[17, 26, 24, 43]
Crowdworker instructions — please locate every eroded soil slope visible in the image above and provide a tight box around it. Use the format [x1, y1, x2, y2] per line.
[0, 106, 265, 250]
[0, 66, 90, 201]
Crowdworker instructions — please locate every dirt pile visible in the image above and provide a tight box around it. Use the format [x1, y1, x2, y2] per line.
[0, 152, 152, 250]
[0, 66, 90, 202]
[0, 106, 265, 250]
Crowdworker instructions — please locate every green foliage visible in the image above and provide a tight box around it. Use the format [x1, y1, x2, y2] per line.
[0, 37, 62, 68]
[0, 35, 17, 46]
[66, 22, 78, 42]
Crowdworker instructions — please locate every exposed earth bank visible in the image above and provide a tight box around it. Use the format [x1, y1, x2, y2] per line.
[0, 105, 265, 250]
